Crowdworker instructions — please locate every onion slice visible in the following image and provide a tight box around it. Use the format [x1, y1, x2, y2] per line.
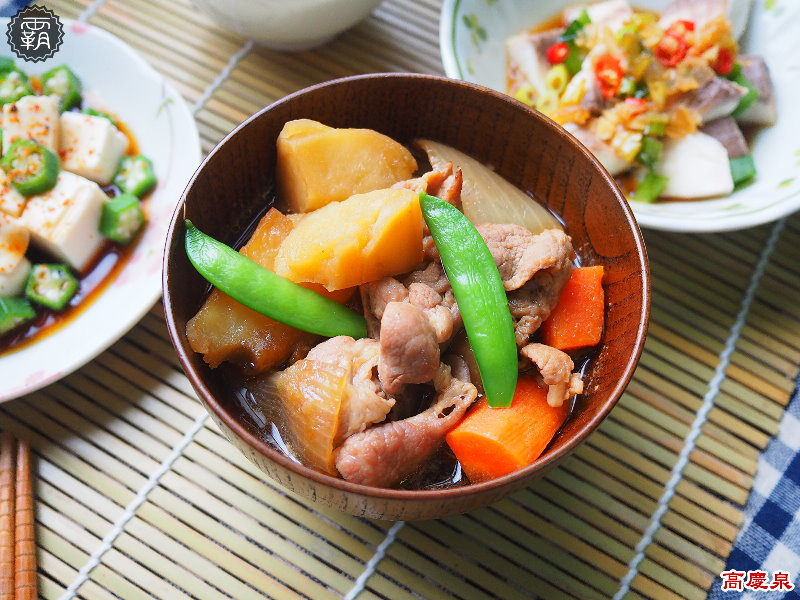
[416, 139, 563, 235]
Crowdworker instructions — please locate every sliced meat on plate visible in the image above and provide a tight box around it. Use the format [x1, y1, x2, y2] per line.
[680, 76, 747, 123]
[736, 55, 777, 126]
[506, 29, 564, 97]
[701, 117, 749, 158]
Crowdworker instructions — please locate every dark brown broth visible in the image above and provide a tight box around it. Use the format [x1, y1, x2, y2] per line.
[0, 108, 145, 356]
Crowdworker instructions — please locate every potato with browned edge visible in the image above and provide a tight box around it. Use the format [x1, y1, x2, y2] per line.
[277, 119, 417, 213]
[274, 187, 423, 291]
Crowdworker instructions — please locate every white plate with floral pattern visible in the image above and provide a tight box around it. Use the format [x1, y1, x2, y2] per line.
[440, 0, 800, 232]
[0, 20, 200, 401]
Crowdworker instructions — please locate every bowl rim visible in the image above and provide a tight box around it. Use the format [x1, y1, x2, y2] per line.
[163, 72, 651, 501]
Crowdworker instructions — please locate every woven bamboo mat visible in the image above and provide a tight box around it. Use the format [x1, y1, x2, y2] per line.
[5, 0, 798, 598]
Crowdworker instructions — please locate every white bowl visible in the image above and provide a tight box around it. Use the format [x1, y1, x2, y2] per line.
[440, 0, 800, 232]
[0, 20, 200, 402]
[190, 0, 383, 51]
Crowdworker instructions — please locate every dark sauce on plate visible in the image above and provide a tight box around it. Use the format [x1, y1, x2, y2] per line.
[216, 180, 596, 490]
[0, 106, 147, 356]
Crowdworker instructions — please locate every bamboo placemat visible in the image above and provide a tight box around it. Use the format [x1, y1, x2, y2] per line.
[5, 0, 799, 598]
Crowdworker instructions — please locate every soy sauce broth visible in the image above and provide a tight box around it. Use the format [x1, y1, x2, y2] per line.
[0, 109, 147, 356]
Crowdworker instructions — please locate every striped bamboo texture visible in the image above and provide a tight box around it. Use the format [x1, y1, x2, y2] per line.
[8, 0, 799, 597]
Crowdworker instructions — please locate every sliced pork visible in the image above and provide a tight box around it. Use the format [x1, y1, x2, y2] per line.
[334, 364, 477, 487]
[377, 302, 440, 395]
[521, 343, 584, 407]
[476, 224, 573, 291]
[680, 77, 747, 123]
[736, 55, 776, 126]
[304, 336, 396, 444]
[701, 117, 748, 158]
[506, 29, 564, 97]
[394, 160, 463, 209]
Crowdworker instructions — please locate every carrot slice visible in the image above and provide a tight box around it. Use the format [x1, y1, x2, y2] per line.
[445, 375, 570, 482]
[540, 266, 605, 351]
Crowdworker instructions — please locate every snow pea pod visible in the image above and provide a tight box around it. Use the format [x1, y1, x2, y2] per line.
[419, 193, 518, 407]
[184, 220, 367, 339]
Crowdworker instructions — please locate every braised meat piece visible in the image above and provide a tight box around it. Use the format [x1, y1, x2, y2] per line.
[508, 259, 573, 347]
[679, 76, 747, 123]
[304, 336, 396, 443]
[476, 224, 572, 291]
[737, 55, 776, 126]
[701, 117, 749, 158]
[521, 343, 584, 407]
[377, 302, 441, 395]
[335, 364, 477, 487]
[394, 160, 463, 209]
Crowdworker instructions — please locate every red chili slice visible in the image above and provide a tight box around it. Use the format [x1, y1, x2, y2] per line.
[654, 33, 689, 67]
[665, 20, 695, 37]
[594, 54, 623, 99]
[546, 41, 570, 64]
[714, 47, 734, 75]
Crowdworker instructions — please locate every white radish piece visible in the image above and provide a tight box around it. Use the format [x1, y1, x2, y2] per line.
[655, 132, 734, 199]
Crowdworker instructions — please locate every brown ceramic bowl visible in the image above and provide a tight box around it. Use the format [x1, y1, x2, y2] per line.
[163, 73, 649, 520]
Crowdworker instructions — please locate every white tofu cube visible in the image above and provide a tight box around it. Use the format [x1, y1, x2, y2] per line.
[0, 219, 30, 297]
[60, 112, 129, 185]
[21, 172, 108, 271]
[0, 167, 26, 218]
[0, 256, 30, 297]
[1, 94, 60, 155]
